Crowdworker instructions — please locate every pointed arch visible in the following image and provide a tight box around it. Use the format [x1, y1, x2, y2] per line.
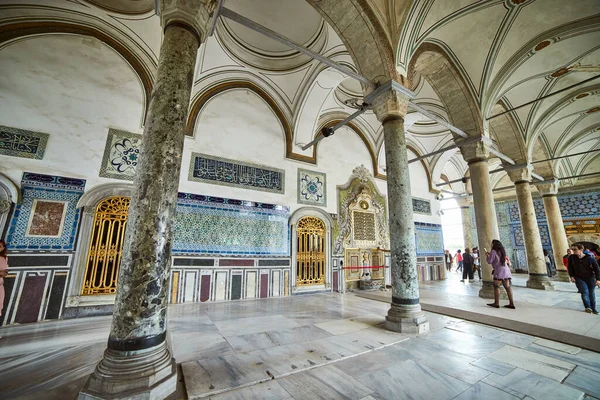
[186, 80, 304, 162]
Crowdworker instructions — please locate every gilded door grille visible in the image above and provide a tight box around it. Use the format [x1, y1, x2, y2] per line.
[296, 216, 326, 286]
[81, 196, 130, 295]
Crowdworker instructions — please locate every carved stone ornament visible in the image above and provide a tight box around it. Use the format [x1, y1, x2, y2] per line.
[159, 0, 213, 41]
[0, 200, 11, 213]
[351, 165, 373, 183]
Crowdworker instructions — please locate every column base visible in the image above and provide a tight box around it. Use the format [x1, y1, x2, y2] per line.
[556, 270, 570, 282]
[78, 341, 177, 400]
[478, 281, 507, 300]
[526, 274, 555, 290]
[384, 303, 429, 334]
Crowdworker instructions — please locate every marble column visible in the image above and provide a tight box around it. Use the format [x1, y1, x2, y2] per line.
[371, 82, 429, 334]
[461, 142, 500, 299]
[538, 180, 570, 282]
[507, 165, 554, 290]
[457, 197, 474, 251]
[79, 2, 210, 399]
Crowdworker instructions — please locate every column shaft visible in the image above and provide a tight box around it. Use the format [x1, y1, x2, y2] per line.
[468, 159, 500, 299]
[514, 182, 554, 290]
[79, 24, 200, 399]
[382, 117, 428, 333]
[460, 206, 474, 250]
[543, 194, 570, 281]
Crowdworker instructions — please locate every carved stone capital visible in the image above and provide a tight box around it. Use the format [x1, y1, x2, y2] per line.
[505, 163, 533, 183]
[536, 178, 559, 196]
[158, 0, 213, 43]
[460, 140, 490, 163]
[365, 80, 412, 123]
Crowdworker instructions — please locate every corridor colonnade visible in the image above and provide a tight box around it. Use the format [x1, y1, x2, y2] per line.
[75, 1, 579, 399]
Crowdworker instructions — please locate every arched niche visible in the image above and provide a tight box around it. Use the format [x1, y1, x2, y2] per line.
[65, 183, 132, 315]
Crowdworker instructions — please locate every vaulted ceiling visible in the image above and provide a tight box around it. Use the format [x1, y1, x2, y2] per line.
[398, 0, 600, 196]
[1, 0, 598, 198]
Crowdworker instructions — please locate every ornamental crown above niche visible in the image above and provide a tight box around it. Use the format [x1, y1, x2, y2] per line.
[352, 165, 373, 183]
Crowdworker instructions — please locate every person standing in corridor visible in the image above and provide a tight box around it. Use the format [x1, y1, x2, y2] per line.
[568, 244, 600, 314]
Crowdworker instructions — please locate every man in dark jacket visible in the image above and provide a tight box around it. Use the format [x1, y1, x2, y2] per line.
[568, 244, 600, 314]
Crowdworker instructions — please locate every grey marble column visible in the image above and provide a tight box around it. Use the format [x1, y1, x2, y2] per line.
[457, 197, 474, 251]
[372, 83, 428, 334]
[538, 181, 570, 282]
[79, 2, 210, 399]
[507, 166, 553, 290]
[463, 146, 500, 299]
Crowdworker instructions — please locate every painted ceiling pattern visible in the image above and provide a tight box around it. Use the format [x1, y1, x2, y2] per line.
[0, 0, 598, 199]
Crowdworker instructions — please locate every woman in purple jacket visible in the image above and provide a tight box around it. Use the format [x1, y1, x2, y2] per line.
[485, 239, 515, 309]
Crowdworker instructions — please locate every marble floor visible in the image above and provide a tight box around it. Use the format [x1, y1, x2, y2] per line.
[1, 284, 600, 399]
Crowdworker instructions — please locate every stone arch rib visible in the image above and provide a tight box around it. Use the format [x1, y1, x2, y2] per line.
[0, 21, 153, 115]
[407, 42, 483, 138]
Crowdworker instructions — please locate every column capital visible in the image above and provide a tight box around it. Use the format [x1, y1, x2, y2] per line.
[505, 163, 533, 183]
[536, 178, 560, 196]
[158, 0, 213, 43]
[365, 80, 413, 123]
[461, 140, 490, 163]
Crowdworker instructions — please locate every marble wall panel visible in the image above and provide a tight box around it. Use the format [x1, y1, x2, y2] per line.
[246, 271, 257, 299]
[215, 271, 228, 301]
[272, 270, 281, 297]
[25, 200, 67, 237]
[184, 271, 196, 303]
[6, 173, 85, 250]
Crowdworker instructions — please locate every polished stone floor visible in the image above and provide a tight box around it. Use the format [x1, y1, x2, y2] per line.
[1, 280, 600, 399]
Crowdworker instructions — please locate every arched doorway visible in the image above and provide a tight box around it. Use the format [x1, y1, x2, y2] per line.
[296, 216, 326, 286]
[81, 196, 130, 295]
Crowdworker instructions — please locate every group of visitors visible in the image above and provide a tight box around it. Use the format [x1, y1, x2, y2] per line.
[444, 247, 485, 282]
[445, 240, 600, 315]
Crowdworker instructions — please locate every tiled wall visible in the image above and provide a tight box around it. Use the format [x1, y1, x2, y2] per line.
[173, 193, 290, 256]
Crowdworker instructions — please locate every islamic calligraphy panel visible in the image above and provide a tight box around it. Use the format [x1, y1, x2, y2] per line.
[412, 198, 431, 215]
[0, 125, 49, 159]
[188, 152, 285, 194]
[99, 129, 142, 181]
[352, 211, 376, 241]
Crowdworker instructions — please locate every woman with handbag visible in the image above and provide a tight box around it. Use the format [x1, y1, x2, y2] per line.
[485, 239, 516, 309]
